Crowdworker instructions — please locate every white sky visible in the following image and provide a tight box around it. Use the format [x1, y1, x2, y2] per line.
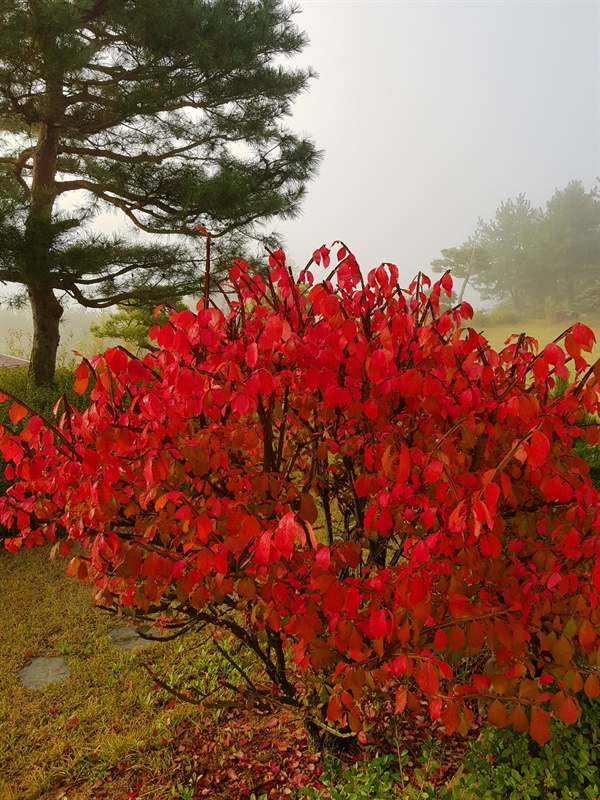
[1, 0, 597, 327]
[276, 0, 599, 286]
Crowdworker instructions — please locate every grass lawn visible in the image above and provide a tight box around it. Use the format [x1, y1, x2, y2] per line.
[0, 543, 213, 799]
[472, 316, 600, 354]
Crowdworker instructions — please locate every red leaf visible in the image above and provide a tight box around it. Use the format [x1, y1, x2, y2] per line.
[412, 540, 430, 564]
[363, 400, 379, 420]
[369, 609, 387, 640]
[483, 481, 501, 514]
[530, 706, 551, 745]
[264, 316, 284, 344]
[449, 595, 470, 619]
[527, 430, 550, 470]
[326, 693, 343, 722]
[8, 403, 27, 425]
[394, 687, 408, 714]
[578, 620, 596, 649]
[423, 460, 443, 483]
[231, 393, 250, 415]
[584, 674, 600, 699]
[268, 248, 286, 268]
[429, 697, 443, 720]
[315, 546, 330, 570]
[542, 342, 563, 364]
[417, 661, 439, 695]
[105, 347, 128, 373]
[172, 560, 187, 579]
[487, 700, 507, 728]
[245, 342, 258, 369]
[73, 361, 90, 394]
[480, 535, 502, 559]
[354, 474, 372, 498]
[556, 695, 578, 726]
[299, 493, 318, 525]
[449, 625, 465, 650]
[441, 703, 461, 735]
[323, 581, 346, 614]
[542, 476, 573, 503]
[274, 512, 296, 559]
[440, 272, 453, 295]
[254, 531, 272, 565]
[344, 585, 361, 615]
[376, 508, 393, 534]
[507, 705, 530, 733]
[396, 445, 411, 483]
[571, 323, 595, 351]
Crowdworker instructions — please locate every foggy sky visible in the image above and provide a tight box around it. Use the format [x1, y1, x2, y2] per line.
[276, 0, 599, 285]
[1, 0, 597, 320]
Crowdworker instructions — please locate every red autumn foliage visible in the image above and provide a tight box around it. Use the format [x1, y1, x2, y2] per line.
[1, 243, 600, 747]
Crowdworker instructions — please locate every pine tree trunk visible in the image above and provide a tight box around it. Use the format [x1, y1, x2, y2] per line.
[24, 79, 64, 384]
[28, 285, 63, 384]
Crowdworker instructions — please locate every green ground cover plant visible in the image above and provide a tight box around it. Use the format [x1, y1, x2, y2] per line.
[453, 696, 600, 799]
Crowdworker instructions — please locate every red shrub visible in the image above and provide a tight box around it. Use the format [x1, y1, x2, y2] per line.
[2, 244, 600, 746]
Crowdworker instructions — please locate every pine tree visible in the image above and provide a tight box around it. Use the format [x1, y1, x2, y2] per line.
[535, 181, 599, 312]
[471, 195, 541, 312]
[0, 0, 321, 383]
[430, 245, 489, 304]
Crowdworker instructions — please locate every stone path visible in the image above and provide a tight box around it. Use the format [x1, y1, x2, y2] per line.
[19, 656, 70, 689]
[108, 624, 162, 651]
[18, 623, 161, 688]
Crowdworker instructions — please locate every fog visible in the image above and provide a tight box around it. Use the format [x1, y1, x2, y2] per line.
[1, 0, 598, 353]
[276, 1, 599, 284]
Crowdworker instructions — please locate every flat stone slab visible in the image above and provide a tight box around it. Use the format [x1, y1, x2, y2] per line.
[19, 657, 70, 688]
[109, 624, 163, 651]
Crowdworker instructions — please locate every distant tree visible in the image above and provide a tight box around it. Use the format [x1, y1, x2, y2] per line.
[0, 0, 321, 384]
[574, 283, 600, 317]
[471, 194, 542, 312]
[448, 184, 599, 314]
[430, 245, 489, 304]
[534, 181, 599, 312]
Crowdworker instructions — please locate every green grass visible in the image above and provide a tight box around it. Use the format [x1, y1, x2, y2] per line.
[470, 317, 600, 354]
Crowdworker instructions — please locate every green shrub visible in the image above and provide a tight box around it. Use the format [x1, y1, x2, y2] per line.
[453, 697, 600, 800]
[574, 439, 600, 488]
[297, 738, 453, 800]
[543, 298, 578, 324]
[551, 377, 600, 489]
[297, 699, 600, 800]
[471, 306, 522, 327]
[298, 754, 401, 800]
[0, 366, 89, 423]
